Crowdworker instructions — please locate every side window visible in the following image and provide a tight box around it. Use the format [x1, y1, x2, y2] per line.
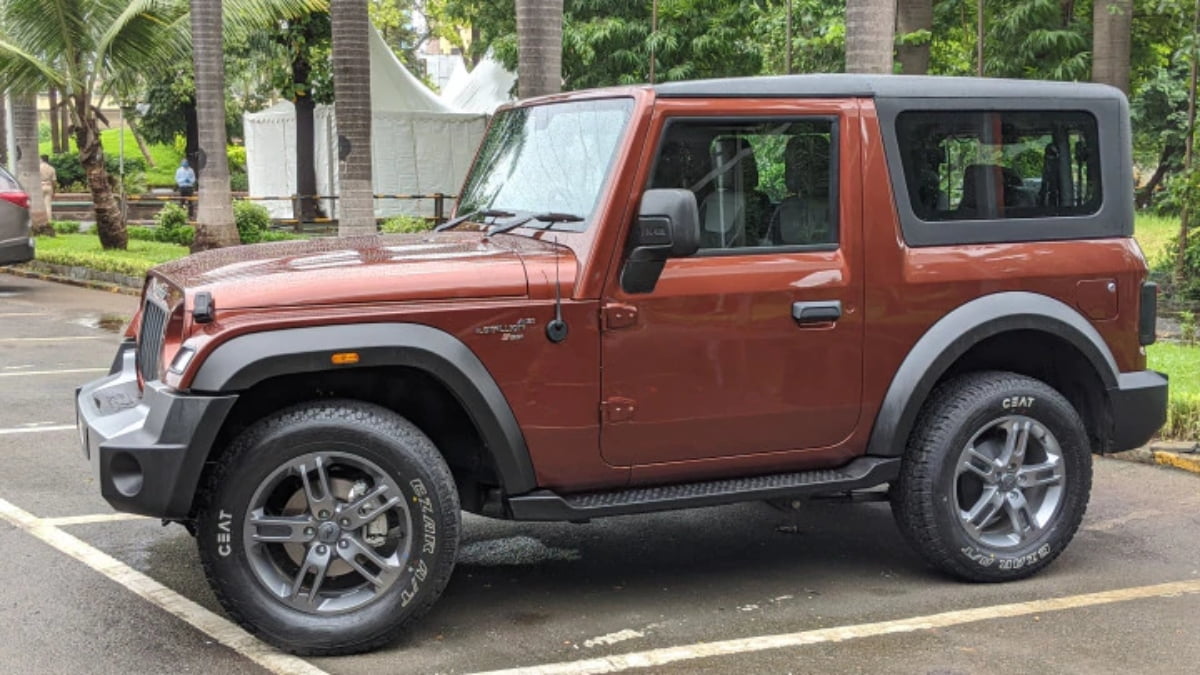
[648, 119, 837, 252]
[896, 110, 1101, 222]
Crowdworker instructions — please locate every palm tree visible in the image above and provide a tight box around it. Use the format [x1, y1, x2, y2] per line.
[190, 0, 240, 250]
[332, 0, 376, 235]
[896, 0, 931, 75]
[12, 94, 50, 235]
[845, 0, 896, 74]
[1092, 1, 1132, 94]
[0, 0, 189, 250]
[515, 0, 563, 98]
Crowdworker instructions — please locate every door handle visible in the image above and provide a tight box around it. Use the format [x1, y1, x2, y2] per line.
[792, 300, 842, 324]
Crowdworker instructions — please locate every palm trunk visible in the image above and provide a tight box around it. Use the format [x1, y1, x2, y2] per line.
[845, 0, 897, 74]
[49, 89, 62, 154]
[332, 0, 376, 235]
[294, 51, 318, 223]
[516, 0, 564, 98]
[190, 0, 239, 251]
[13, 94, 51, 236]
[1092, 1, 1132, 94]
[896, 0, 931, 75]
[0, 93, 8, 168]
[73, 97, 126, 250]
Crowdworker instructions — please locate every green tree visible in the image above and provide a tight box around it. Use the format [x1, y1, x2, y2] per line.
[0, 0, 188, 249]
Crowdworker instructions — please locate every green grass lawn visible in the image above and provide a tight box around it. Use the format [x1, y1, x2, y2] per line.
[1146, 341, 1200, 440]
[41, 127, 183, 188]
[1134, 212, 1178, 268]
[34, 233, 188, 277]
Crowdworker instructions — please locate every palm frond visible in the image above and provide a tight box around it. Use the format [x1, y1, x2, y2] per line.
[0, 38, 64, 94]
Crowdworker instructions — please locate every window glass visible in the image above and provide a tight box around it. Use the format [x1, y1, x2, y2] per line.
[457, 98, 633, 223]
[0, 167, 20, 191]
[649, 119, 837, 251]
[896, 110, 1101, 221]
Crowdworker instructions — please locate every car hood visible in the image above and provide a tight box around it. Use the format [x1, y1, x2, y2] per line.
[151, 232, 535, 309]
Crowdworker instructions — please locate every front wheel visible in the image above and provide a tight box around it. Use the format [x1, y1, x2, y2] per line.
[891, 372, 1092, 582]
[195, 400, 460, 655]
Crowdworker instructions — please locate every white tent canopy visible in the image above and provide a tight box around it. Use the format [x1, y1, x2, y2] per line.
[244, 28, 513, 219]
[441, 55, 516, 114]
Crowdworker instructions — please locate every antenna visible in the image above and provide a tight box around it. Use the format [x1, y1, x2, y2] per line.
[545, 234, 568, 343]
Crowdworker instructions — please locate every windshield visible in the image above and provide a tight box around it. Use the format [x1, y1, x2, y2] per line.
[456, 98, 634, 227]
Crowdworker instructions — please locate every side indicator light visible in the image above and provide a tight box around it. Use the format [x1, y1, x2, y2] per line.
[331, 352, 360, 365]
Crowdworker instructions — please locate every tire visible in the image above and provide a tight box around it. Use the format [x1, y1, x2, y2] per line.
[891, 371, 1091, 582]
[195, 400, 461, 655]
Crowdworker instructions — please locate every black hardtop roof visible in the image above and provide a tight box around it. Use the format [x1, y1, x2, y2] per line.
[653, 74, 1123, 101]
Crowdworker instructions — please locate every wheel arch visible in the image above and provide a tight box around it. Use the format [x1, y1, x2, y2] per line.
[189, 323, 537, 497]
[867, 292, 1120, 458]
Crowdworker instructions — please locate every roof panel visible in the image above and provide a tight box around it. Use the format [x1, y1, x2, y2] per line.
[653, 74, 1122, 101]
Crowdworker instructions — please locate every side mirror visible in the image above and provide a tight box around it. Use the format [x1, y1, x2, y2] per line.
[620, 189, 700, 294]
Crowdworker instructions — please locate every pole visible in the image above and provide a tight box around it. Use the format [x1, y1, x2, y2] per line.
[649, 0, 658, 84]
[976, 0, 985, 77]
[1178, 0, 1200, 284]
[786, 0, 793, 74]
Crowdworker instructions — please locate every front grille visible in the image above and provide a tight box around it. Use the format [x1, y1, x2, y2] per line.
[137, 300, 168, 381]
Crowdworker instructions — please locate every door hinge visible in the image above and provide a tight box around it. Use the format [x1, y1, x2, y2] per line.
[603, 303, 638, 330]
[601, 397, 637, 423]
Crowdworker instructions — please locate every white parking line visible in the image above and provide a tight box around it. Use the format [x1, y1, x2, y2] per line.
[0, 368, 107, 378]
[0, 425, 76, 435]
[0, 497, 328, 675]
[470, 578, 1200, 675]
[42, 513, 152, 527]
[0, 336, 108, 343]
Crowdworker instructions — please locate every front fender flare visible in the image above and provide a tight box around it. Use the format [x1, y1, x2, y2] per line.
[191, 323, 537, 494]
[867, 292, 1119, 457]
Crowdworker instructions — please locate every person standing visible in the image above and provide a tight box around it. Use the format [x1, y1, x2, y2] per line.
[175, 158, 197, 219]
[39, 155, 56, 222]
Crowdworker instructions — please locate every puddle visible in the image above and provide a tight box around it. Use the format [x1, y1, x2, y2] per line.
[72, 313, 128, 333]
[457, 535, 581, 566]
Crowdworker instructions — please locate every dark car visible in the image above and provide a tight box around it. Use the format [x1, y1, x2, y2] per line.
[0, 166, 33, 265]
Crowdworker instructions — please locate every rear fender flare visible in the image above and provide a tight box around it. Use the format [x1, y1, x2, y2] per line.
[191, 323, 536, 494]
[867, 292, 1119, 457]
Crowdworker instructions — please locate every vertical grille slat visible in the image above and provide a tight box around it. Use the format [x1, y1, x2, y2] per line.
[137, 300, 168, 381]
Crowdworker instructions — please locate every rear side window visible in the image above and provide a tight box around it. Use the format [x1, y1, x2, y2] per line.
[896, 110, 1101, 222]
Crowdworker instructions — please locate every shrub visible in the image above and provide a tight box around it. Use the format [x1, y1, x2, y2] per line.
[234, 200, 271, 244]
[230, 170, 249, 192]
[150, 202, 194, 245]
[1161, 394, 1200, 441]
[259, 230, 306, 242]
[51, 221, 81, 234]
[380, 214, 433, 234]
[47, 152, 147, 192]
[1181, 310, 1198, 345]
[227, 145, 247, 172]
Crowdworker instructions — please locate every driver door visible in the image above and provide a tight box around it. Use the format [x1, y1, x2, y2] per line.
[600, 102, 864, 472]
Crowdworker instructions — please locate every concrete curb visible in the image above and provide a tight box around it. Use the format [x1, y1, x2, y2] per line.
[1, 264, 141, 296]
[1111, 441, 1200, 476]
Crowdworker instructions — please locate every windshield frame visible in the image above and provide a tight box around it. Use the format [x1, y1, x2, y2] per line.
[453, 95, 637, 235]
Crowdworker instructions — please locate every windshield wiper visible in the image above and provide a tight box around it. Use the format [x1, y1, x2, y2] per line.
[484, 216, 534, 237]
[531, 212, 584, 227]
[434, 208, 516, 232]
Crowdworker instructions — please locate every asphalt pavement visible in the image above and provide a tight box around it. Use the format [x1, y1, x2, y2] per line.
[1, 273, 1198, 675]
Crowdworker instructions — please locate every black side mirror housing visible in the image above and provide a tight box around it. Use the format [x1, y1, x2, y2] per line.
[620, 189, 700, 294]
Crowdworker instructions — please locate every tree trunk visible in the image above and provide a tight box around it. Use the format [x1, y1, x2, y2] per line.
[183, 100, 200, 173]
[190, 0, 239, 251]
[73, 97, 126, 250]
[13, 95, 51, 236]
[60, 99, 70, 151]
[294, 51, 318, 223]
[332, 0, 376, 235]
[896, 0, 931, 75]
[132, 126, 155, 166]
[1092, 1, 1132, 94]
[49, 89, 62, 155]
[515, 0, 564, 97]
[845, 0, 897, 74]
[1136, 145, 1178, 209]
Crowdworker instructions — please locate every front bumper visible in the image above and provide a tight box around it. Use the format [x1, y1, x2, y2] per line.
[1107, 370, 1169, 452]
[0, 236, 34, 265]
[76, 340, 237, 519]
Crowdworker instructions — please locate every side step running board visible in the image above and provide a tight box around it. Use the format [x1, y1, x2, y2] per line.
[506, 456, 900, 522]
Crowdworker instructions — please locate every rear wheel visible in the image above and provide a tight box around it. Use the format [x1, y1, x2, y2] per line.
[891, 372, 1091, 581]
[196, 400, 460, 655]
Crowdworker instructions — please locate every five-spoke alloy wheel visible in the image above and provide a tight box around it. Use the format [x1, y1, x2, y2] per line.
[892, 371, 1092, 582]
[196, 401, 460, 655]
